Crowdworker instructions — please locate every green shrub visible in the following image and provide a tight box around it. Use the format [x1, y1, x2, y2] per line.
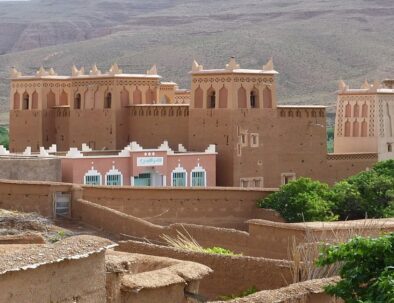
[203, 246, 240, 256]
[317, 233, 394, 303]
[258, 160, 394, 222]
[258, 178, 337, 223]
[0, 127, 8, 149]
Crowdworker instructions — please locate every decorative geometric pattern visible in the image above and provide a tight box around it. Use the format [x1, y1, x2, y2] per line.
[327, 153, 378, 161]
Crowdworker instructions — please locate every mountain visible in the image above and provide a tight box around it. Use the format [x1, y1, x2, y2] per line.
[0, 0, 393, 122]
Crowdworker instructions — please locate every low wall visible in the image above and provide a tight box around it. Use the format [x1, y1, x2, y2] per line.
[211, 277, 342, 303]
[116, 240, 292, 300]
[0, 180, 73, 217]
[0, 252, 106, 303]
[82, 186, 282, 229]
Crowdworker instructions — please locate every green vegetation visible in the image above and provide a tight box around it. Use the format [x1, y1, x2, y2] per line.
[317, 233, 394, 303]
[327, 127, 334, 153]
[0, 127, 8, 149]
[204, 247, 240, 256]
[219, 286, 258, 301]
[48, 230, 73, 243]
[258, 160, 394, 222]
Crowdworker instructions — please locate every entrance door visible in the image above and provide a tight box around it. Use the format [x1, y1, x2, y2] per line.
[134, 173, 152, 187]
[53, 192, 71, 218]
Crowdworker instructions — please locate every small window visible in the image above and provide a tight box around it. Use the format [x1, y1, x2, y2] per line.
[85, 174, 101, 185]
[134, 173, 151, 187]
[253, 179, 261, 188]
[192, 170, 206, 187]
[104, 92, 112, 109]
[172, 171, 186, 187]
[106, 174, 122, 186]
[22, 93, 29, 110]
[388, 143, 393, 153]
[74, 93, 81, 109]
[281, 173, 296, 185]
[208, 90, 216, 109]
[241, 134, 247, 145]
[250, 134, 259, 147]
[250, 91, 257, 108]
[240, 179, 249, 188]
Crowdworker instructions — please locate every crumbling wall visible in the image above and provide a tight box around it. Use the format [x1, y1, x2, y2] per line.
[116, 240, 292, 300]
[0, 252, 106, 303]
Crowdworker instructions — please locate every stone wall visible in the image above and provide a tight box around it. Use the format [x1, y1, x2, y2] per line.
[0, 252, 106, 303]
[0, 157, 61, 182]
[116, 240, 292, 300]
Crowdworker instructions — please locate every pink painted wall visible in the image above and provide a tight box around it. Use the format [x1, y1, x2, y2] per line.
[61, 151, 216, 187]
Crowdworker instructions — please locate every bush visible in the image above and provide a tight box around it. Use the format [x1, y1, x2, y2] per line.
[258, 160, 394, 222]
[204, 246, 240, 256]
[0, 127, 8, 149]
[258, 178, 337, 223]
[317, 233, 394, 303]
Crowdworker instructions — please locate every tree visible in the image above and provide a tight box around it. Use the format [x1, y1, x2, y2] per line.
[258, 178, 337, 223]
[317, 233, 394, 303]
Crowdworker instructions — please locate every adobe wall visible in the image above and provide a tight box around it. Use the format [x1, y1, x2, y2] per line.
[128, 105, 189, 150]
[211, 278, 342, 303]
[0, 158, 61, 182]
[0, 252, 106, 303]
[81, 186, 282, 229]
[0, 180, 72, 217]
[116, 240, 292, 300]
[9, 110, 43, 152]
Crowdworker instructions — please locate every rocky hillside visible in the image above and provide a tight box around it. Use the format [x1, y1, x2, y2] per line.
[0, 0, 393, 120]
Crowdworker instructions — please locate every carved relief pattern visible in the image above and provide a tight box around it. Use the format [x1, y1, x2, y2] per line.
[337, 101, 344, 136]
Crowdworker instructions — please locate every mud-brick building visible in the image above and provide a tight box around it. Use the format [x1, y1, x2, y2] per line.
[8, 58, 383, 187]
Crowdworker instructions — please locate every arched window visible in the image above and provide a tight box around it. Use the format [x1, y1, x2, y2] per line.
[47, 91, 56, 108]
[345, 103, 351, 117]
[60, 90, 68, 106]
[219, 86, 228, 108]
[104, 92, 112, 109]
[105, 167, 123, 186]
[31, 91, 38, 109]
[238, 86, 247, 108]
[344, 121, 351, 137]
[263, 87, 272, 108]
[121, 89, 129, 107]
[194, 86, 203, 108]
[353, 121, 359, 137]
[191, 165, 206, 187]
[74, 93, 81, 109]
[362, 103, 368, 117]
[207, 88, 216, 109]
[13, 92, 20, 110]
[84, 168, 102, 185]
[145, 88, 155, 104]
[133, 88, 142, 104]
[353, 103, 360, 117]
[22, 92, 29, 110]
[361, 121, 368, 137]
[171, 165, 187, 187]
[250, 89, 259, 108]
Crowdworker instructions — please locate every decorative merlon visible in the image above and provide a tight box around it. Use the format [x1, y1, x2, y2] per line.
[0, 145, 9, 155]
[205, 144, 216, 153]
[109, 63, 122, 75]
[192, 60, 203, 72]
[118, 147, 131, 156]
[361, 79, 370, 89]
[263, 57, 274, 71]
[81, 143, 92, 152]
[66, 148, 83, 158]
[22, 147, 31, 156]
[130, 141, 143, 152]
[39, 147, 49, 157]
[338, 80, 347, 91]
[146, 64, 158, 75]
[72, 65, 85, 77]
[158, 141, 173, 153]
[178, 144, 187, 152]
[48, 68, 57, 76]
[48, 144, 57, 153]
[36, 66, 49, 77]
[90, 64, 102, 76]
[10, 67, 22, 78]
[226, 57, 240, 71]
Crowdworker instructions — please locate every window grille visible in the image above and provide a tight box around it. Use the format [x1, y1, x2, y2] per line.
[106, 174, 122, 186]
[172, 172, 186, 187]
[192, 171, 206, 187]
[85, 174, 101, 185]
